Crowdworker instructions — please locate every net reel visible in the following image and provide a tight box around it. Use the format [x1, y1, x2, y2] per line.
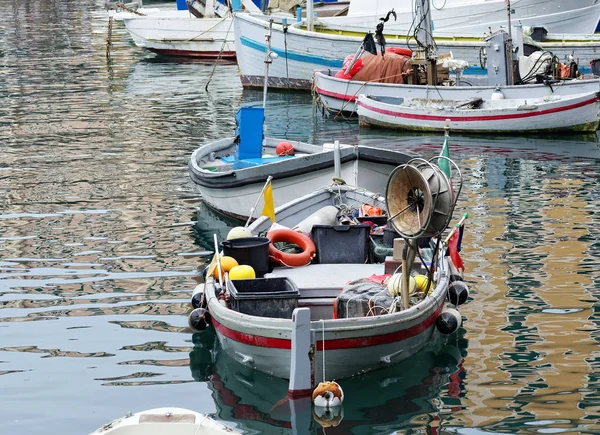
[385, 157, 462, 239]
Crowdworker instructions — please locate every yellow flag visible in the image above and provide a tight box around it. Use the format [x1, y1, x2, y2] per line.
[262, 181, 276, 222]
[206, 254, 218, 279]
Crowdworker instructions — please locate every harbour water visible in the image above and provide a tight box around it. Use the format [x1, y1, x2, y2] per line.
[1, 1, 600, 433]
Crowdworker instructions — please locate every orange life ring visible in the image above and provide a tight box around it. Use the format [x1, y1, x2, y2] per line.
[267, 229, 316, 267]
[385, 47, 413, 57]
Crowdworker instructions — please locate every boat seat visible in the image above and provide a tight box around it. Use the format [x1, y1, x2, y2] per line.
[268, 263, 384, 298]
[220, 155, 294, 169]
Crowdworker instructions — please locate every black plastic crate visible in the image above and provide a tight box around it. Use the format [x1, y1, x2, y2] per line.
[311, 224, 370, 264]
[226, 277, 300, 319]
[356, 216, 388, 227]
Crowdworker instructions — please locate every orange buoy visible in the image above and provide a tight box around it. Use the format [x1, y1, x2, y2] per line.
[276, 141, 295, 156]
[267, 229, 316, 267]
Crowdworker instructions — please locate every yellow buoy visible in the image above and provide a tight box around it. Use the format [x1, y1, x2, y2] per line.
[215, 256, 239, 282]
[386, 273, 416, 296]
[229, 264, 256, 280]
[414, 274, 432, 294]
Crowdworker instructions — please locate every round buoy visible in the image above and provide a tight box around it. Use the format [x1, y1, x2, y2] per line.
[436, 307, 462, 334]
[191, 284, 206, 309]
[188, 308, 212, 331]
[386, 273, 416, 296]
[227, 226, 252, 240]
[312, 381, 344, 408]
[276, 141, 295, 156]
[229, 264, 256, 280]
[448, 280, 469, 305]
[191, 291, 206, 309]
[491, 89, 505, 100]
[413, 274, 431, 294]
[215, 256, 239, 282]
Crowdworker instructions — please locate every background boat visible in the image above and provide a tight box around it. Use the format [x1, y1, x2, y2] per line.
[357, 92, 600, 133]
[233, 12, 600, 90]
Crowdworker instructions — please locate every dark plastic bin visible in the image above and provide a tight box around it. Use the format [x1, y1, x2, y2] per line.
[356, 216, 388, 227]
[227, 277, 300, 319]
[311, 224, 370, 264]
[222, 237, 270, 277]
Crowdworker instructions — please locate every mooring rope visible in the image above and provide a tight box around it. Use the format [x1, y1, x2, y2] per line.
[114, 2, 145, 15]
[205, 16, 235, 91]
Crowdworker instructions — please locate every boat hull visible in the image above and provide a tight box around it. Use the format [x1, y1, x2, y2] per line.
[234, 12, 600, 90]
[357, 93, 600, 133]
[123, 13, 236, 59]
[314, 70, 600, 115]
[188, 138, 412, 219]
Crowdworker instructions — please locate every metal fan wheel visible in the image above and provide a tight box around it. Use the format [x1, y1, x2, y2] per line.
[385, 164, 433, 238]
[386, 162, 454, 238]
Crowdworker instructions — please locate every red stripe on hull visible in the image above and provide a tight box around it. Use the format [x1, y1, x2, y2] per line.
[316, 86, 356, 102]
[148, 49, 236, 60]
[212, 304, 443, 350]
[359, 95, 600, 122]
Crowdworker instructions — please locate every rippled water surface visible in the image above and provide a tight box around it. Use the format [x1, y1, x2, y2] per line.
[1, 1, 600, 434]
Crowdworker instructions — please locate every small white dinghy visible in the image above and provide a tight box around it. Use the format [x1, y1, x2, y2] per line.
[357, 92, 600, 133]
[89, 407, 240, 435]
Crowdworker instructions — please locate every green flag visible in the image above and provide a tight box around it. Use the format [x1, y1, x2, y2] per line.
[439, 135, 451, 179]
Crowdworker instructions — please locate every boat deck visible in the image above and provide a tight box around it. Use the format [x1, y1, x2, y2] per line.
[267, 263, 385, 320]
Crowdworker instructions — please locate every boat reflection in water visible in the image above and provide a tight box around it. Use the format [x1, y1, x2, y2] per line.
[189, 329, 469, 434]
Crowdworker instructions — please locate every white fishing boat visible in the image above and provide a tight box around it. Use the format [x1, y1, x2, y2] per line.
[233, 10, 600, 90]
[188, 107, 412, 219]
[123, 12, 237, 59]
[320, 0, 600, 36]
[314, 70, 600, 115]
[121, 0, 245, 58]
[120, 1, 349, 58]
[89, 407, 240, 434]
[189, 153, 470, 385]
[357, 92, 600, 133]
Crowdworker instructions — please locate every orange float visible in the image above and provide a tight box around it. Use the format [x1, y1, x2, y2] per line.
[267, 229, 316, 267]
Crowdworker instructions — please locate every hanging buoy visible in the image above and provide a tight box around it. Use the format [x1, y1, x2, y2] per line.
[436, 307, 462, 334]
[312, 381, 344, 408]
[448, 280, 469, 305]
[188, 308, 212, 331]
[191, 284, 207, 309]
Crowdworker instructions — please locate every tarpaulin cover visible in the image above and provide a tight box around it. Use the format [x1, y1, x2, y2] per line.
[351, 53, 412, 84]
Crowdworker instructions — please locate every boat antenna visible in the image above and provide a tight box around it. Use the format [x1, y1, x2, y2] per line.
[262, 17, 276, 108]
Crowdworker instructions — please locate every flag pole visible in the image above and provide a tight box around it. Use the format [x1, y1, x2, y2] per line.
[245, 175, 273, 227]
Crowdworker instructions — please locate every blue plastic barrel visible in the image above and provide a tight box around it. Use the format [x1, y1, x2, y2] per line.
[176, 0, 187, 10]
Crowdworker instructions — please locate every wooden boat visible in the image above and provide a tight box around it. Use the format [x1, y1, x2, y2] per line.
[357, 92, 600, 133]
[192, 160, 467, 382]
[233, 11, 600, 90]
[88, 407, 240, 434]
[188, 108, 412, 219]
[314, 70, 600, 115]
